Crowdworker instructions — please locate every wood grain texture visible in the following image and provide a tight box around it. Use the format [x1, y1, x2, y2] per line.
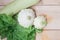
[0, 0, 60, 40]
[32, 6, 60, 29]
[0, 0, 14, 5]
[32, 5, 60, 40]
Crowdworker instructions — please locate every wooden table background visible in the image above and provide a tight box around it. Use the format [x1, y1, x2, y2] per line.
[0, 0, 60, 40]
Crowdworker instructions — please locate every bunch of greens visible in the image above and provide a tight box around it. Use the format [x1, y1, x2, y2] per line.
[0, 14, 17, 39]
[0, 0, 43, 40]
[0, 14, 42, 40]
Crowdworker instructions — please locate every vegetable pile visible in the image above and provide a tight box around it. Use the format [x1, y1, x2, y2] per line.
[0, 14, 36, 40]
[0, 0, 47, 40]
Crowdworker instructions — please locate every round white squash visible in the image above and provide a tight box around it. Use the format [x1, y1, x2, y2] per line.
[18, 9, 35, 28]
[34, 16, 47, 29]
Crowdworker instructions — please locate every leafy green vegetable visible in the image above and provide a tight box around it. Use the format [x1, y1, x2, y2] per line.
[0, 14, 16, 39]
[0, 14, 35, 40]
[7, 24, 36, 40]
[0, 14, 43, 40]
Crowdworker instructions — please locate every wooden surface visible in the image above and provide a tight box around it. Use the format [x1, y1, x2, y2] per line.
[32, 6, 60, 40]
[0, 0, 60, 40]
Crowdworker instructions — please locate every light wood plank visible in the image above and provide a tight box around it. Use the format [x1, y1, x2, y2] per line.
[0, 0, 14, 5]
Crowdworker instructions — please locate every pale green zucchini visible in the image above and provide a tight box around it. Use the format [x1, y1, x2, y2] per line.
[0, 0, 39, 15]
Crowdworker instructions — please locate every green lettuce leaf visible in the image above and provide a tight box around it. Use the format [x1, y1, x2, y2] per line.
[0, 14, 42, 40]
